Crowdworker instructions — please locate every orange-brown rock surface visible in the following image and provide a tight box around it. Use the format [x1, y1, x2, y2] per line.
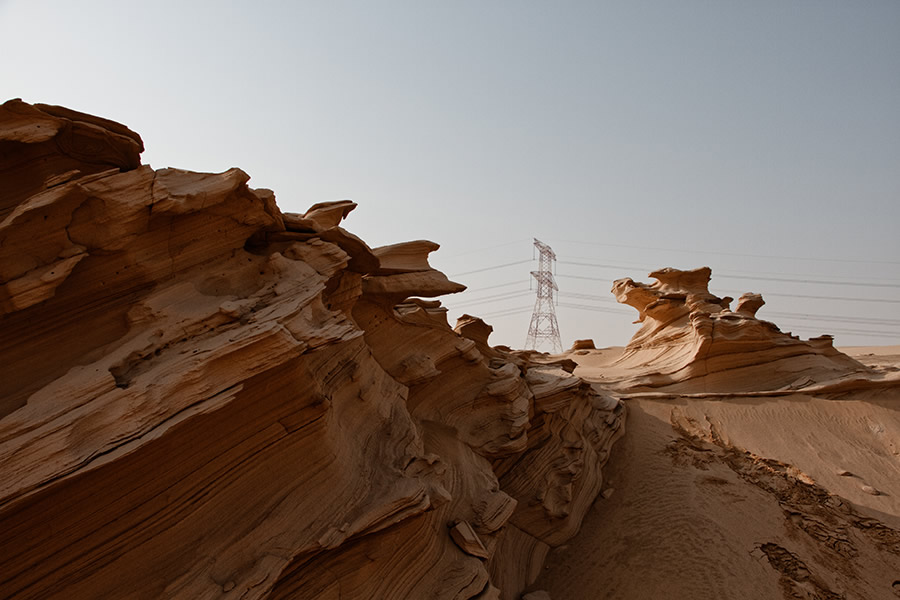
[606, 267, 874, 393]
[0, 100, 624, 600]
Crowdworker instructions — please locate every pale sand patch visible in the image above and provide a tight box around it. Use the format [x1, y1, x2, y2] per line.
[839, 346, 900, 357]
[840, 345, 900, 370]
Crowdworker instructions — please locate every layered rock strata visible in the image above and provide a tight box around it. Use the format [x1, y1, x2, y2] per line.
[607, 267, 871, 392]
[0, 100, 624, 600]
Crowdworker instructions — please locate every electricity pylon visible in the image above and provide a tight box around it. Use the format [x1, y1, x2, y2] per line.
[525, 238, 563, 353]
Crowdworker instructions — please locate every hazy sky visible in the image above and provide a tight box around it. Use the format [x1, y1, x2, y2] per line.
[3, 1, 898, 348]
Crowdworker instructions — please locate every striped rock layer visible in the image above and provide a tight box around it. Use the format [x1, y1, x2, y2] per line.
[0, 100, 624, 600]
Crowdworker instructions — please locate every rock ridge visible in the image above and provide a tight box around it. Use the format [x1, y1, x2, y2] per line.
[0, 100, 624, 600]
[606, 266, 875, 392]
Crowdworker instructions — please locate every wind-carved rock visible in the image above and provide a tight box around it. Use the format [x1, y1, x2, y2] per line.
[610, 267, 870, 392]
[0, 99, 624, 600]
[734, 292, 765, 317]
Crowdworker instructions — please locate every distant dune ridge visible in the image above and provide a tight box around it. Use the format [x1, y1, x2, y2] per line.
[1, 100, 898, 600]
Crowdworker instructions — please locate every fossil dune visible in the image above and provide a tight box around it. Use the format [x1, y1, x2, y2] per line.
[1, 100, 898, 600]
[0, 100, 623, 600]
[530, 275, 900, 600]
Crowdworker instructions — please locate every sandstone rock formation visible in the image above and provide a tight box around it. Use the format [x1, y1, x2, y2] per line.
[606, 267, 872, 392]
[0, 100, 624, 600]
[527, 275, 900, 600]
[570, 339, 596, 351]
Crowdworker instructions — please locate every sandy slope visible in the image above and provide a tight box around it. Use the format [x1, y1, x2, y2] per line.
[529, 347, 900, 600]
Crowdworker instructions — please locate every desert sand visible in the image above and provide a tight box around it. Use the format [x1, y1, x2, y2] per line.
[1, 100, 898, 600]
[528, 287, 900, 599]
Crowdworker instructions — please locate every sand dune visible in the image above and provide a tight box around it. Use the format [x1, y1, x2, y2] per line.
[533, 388, 900, 599]
[529, 279, 900, 600]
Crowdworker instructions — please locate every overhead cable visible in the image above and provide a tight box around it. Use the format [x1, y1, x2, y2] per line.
[558, 260, 900, 289]
[558, 274, 900, 304]
[449, 259, 531, 277]
[550, 239, 900, 266]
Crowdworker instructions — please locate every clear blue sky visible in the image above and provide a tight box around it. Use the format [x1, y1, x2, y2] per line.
[3, 1, 898, 348]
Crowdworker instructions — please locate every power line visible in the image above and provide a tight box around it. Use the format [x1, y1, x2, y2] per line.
[550, 239, 900, 266]
[451, 289, 532, 308]
[559, 260, 646, 272]
[561, 255, 900, 284]
[452, 302, 899, 340]
[558, 274, 638, 284]
[559, 291, 622, 304]
[557, 274, 900, 304]
[554, 304, 898, 339]
[439, 239, 531, 259]
[558, 260, 900, 289]
[449, 259, 531, 277]
[716, 273, 900, 289]
[763, 311, 900, 328]
[558, 276, 900, 333]
[776, 324, 900, 338]
[453, 288, 530, 302]
[473, 305, 534, 319]
[562, 294, 900, 325]
[466, 296, 900, 328]
[557, 290, 900, 327]
[723, 290, 900, 305]
[448, 254, 899, 289]
[453, 280, 524, 294]
[439, 250, 898, 345]
[719, 266, 900, 285]
[557, 302, 634, 315]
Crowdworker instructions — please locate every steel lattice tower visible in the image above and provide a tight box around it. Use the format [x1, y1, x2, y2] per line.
[525, 238, 563, 353]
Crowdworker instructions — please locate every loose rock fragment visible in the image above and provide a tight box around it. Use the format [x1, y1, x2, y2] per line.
[450, 521, 491, 559]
